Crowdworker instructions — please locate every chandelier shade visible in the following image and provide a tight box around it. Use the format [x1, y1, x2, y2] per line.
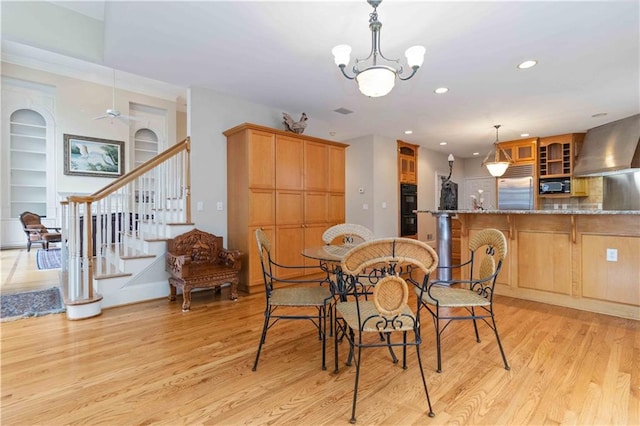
[332, 0, 425, 97]
[356, 66, 396, 97]
[482, 125, 512, 177]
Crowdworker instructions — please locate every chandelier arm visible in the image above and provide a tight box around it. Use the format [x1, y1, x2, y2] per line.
[338, 64, 356, 80]
[397, 66, 419, 81]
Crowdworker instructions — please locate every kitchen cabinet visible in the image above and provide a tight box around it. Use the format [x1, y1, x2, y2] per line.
[497, 138, 538, 164]
[538, 133, 587, 198]
[454, 211, 640, 320]
[225, 123, 347, 293]
[538, 133, 585, 178]
[398, 141, 418, 184]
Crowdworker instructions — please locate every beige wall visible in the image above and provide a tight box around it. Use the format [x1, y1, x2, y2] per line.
[2, 62, 178, 196]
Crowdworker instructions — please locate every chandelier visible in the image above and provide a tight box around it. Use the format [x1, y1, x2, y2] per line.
[482, 125, 512, 177]
[331, 0, 425, 98]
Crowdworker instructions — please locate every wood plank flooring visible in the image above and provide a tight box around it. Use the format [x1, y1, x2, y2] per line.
[1, 257, 639, 425]
[1, 249, 59, 294]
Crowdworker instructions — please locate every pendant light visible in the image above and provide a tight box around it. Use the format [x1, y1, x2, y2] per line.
[482, 124, 512, 177]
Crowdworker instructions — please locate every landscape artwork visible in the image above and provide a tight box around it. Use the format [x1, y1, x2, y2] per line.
[63, 134, 124, 178]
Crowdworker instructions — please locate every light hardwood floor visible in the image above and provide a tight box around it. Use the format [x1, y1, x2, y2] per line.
[1, 248, 59, 293]
[1, 259, 638, 425]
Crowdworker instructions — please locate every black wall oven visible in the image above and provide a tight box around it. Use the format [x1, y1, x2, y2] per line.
[400, 183, 417, 236]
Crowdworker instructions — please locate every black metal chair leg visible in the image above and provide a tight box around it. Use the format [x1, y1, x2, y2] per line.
[252, 313, 270, 371]
[435, 315, 443, 373]
[471, 307, 481, 342]
[386, 332, 398, 364]
[415, 340, 435, 417]
[349, 345, 363, 424]
[491, 314, 510, 370]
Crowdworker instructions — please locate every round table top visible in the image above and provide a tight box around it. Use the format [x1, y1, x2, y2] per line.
[301, 245, 354, 262]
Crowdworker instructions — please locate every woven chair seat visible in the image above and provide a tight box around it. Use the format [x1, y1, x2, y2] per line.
[270, 286, 332, 306]
[337, 300, 416, 332]
[416, 286, 490, 307]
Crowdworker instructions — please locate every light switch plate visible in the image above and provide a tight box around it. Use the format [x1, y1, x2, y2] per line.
[606, 248, 618, 262]
[216, 201, 224, 211]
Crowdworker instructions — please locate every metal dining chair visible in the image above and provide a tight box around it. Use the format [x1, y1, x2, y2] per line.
[252, 229, 334, 371]
[416, 228, 510, 373]
[335, 237, 439, 423]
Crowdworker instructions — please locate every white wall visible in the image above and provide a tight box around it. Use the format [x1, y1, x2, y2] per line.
[345, 135, 375, 231]
[186, 86, 338, 241]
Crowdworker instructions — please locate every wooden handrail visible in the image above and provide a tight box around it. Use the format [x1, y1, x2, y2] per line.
[81, 137, 190, 202]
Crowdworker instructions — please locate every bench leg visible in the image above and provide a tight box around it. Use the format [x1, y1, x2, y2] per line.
[168, 280, 177, 302]
[230, 279, 239, 300]
[182, 287, 192, 311]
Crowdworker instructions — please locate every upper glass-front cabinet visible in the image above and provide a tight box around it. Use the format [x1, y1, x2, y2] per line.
[9, 109, 47, 217]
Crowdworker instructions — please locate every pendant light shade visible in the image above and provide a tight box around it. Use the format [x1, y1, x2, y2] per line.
[482, 125, 512, 177]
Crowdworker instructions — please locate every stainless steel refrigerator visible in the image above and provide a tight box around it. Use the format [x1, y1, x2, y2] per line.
[497, 176, 534, 210]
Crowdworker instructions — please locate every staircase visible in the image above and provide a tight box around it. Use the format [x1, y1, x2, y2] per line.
[60, 138, 192, 319]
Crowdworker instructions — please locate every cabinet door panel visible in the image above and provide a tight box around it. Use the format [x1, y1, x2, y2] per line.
[303, 223, 328, 273]
[276, 135, 303, 190]
[517, 231, 571, 294]
[328, 193, 345, 223]
[275, 225, 305, 278]
[304, 141, 328, 191]
[304, 192, 328, 223]
[248, 189, 274, 226]
[248, 226, 274, 288]
[582, 235, 640, 305]
[328, 146, 345, 192]
[276, 190, 304, 225]
[248, 130, 275, 188]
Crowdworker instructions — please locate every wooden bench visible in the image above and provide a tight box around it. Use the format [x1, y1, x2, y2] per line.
[166, 228, 242, 311]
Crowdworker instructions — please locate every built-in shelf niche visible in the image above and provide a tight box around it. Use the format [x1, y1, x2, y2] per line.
[10, 109, 47, 217]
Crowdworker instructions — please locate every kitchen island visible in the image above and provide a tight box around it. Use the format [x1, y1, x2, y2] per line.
[416, 210, 640, 320]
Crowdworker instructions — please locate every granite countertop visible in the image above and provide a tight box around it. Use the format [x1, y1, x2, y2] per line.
[415, 209, 640, 215]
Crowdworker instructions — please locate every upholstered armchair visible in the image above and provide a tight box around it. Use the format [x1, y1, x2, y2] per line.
[19, 211, 62, 252]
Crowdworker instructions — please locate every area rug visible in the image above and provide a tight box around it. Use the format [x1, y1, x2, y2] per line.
[36, 248, 61, 270]
[1, 287, 65, 321]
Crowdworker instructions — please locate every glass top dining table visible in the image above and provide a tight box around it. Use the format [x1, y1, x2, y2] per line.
[301, 244, 353, 263]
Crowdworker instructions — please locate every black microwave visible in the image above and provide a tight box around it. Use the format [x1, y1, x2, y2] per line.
[539, 178, 571, 194]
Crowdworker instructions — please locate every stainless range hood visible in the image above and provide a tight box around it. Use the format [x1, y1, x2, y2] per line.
[573, 114, 640, 176]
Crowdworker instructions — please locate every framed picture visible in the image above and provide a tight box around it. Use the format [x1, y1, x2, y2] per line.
[64, 134, 125, 178]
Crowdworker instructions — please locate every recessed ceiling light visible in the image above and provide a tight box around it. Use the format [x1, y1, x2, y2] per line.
[521, 133, 530, 137]
[473, 152, 480, 156]
[517, 60, 537, 69]
[404, 130, 413, 135]
[434, 87, 449, 94]
[439, 142, 447, 146]
[592, 112, 608, 118]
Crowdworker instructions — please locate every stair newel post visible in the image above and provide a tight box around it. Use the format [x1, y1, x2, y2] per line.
[60, 199, 69, 273]
[185, 136, 191, 224]
[84, 199, 95, 300]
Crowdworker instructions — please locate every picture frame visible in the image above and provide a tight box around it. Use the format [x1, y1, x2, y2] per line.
[64, 134, 125, 178]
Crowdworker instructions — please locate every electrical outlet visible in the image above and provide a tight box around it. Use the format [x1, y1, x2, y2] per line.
[362, 203, 369, 210]
[606, 248, 618, 262]
[427, 233, 433, 240]
[216, 201, 224, 211]
[196, 201, 204, 211]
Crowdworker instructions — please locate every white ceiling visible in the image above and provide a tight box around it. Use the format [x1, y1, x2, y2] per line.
[12, 1, 640, 158]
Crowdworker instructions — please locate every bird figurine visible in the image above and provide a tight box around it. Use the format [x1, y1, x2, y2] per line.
[282, 112, 308, 134]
